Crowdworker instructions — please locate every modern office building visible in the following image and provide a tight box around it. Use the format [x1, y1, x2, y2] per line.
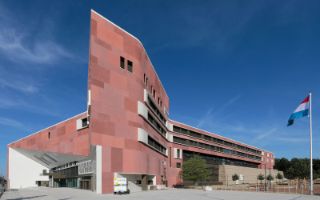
[7, 10, 276, 194]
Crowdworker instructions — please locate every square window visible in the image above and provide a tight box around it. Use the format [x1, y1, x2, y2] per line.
[127, 60, 133, 72]
[176, 162, 181, 168]
[82, 118, 88, 127]
[77, 117, 89, 130]
[177, 149, 181, 159]
[120, 56, 125, 69]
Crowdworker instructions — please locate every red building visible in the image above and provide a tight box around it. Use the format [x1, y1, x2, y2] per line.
[7, 10, 275, 194]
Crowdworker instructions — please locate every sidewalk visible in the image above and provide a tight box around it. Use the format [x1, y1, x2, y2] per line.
[1, 187, 319, 200]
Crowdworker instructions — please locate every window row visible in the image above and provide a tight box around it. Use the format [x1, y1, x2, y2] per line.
[183, 150, 259, 168]
[148, 136, 166, 155]
[120, 56, 133, 72]
[173, 136, 261, 161]
[147, 113, 166, 136]
[173, 125, 261, 155]
[143, 73, 163, 108]
[147, 96, 166, 124]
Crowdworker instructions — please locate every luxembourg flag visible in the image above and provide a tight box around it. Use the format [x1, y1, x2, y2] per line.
[287, 95, 310, 126]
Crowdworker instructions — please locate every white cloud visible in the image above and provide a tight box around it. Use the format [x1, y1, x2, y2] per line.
[253, 127, 278, 141]
[187, 96, 285, 148]
[0, 95, 61, 117]
[277, 137, 309, 143]
[0, 29, 73, 64]
[0, 76, 38, 94]
[0, 98, 24, 108]
[196, 95, 241, 128]
[0, 1, 73, 65]
[0, 117, 27, 130]
[0, 2, 74, 118]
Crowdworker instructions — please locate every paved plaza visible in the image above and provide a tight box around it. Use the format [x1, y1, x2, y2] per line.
[2, 187, 320, 200]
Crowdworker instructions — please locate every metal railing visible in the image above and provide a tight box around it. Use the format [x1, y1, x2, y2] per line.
[211, 181, 320, 195]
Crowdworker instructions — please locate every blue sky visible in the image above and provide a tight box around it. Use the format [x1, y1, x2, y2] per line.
[1, 0, 320, 175]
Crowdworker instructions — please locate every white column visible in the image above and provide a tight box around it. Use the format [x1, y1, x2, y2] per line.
[96, 145, 102, 194]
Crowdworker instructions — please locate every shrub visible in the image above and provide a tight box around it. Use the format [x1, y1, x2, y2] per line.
[257, 174, 264, 181]
[266, 174, 274, 181]
[232, 174, 239, 182]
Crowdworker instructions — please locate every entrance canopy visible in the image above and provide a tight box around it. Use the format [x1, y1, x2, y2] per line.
[13, 148, 88, 168]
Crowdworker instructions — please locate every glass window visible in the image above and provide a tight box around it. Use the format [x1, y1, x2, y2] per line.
[127, 60, 133, 72]
[120, 56, 125, 69]
[82, 118, 88, 127]
[148, 136, 166, 154]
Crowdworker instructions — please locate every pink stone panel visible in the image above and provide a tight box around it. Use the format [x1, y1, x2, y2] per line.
[8, 113, 90, 157]
[111, 147, 123, 172]
[102, 172, 113, 194]
[259, 151, 274, 169]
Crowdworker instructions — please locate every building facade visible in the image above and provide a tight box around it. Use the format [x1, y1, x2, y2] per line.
[7, 10, 275, 194]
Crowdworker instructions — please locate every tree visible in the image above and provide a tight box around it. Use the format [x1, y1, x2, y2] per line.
[182, 156, 210, 185]
[286, 167, 296, 179]
[232, 174, 239, 182]
[313, 159, 320, 179]
[274, 157, 317, 179]
[275, 158, 290, 172]
[257, 174, 264, 183]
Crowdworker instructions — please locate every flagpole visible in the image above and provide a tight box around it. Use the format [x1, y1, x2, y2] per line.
[309, 92, 313, 195]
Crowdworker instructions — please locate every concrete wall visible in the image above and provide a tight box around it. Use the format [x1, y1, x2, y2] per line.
[8, 147, 49, 189]
[219, 165, 283, 185]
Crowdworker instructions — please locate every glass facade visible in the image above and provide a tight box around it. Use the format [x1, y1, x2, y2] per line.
[184, 150, 258, 168]
[147, 96, 166, 124]
[148, 136, 166, 155]
[147, 113, 166, 136]
[173, 136, 261, 161]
